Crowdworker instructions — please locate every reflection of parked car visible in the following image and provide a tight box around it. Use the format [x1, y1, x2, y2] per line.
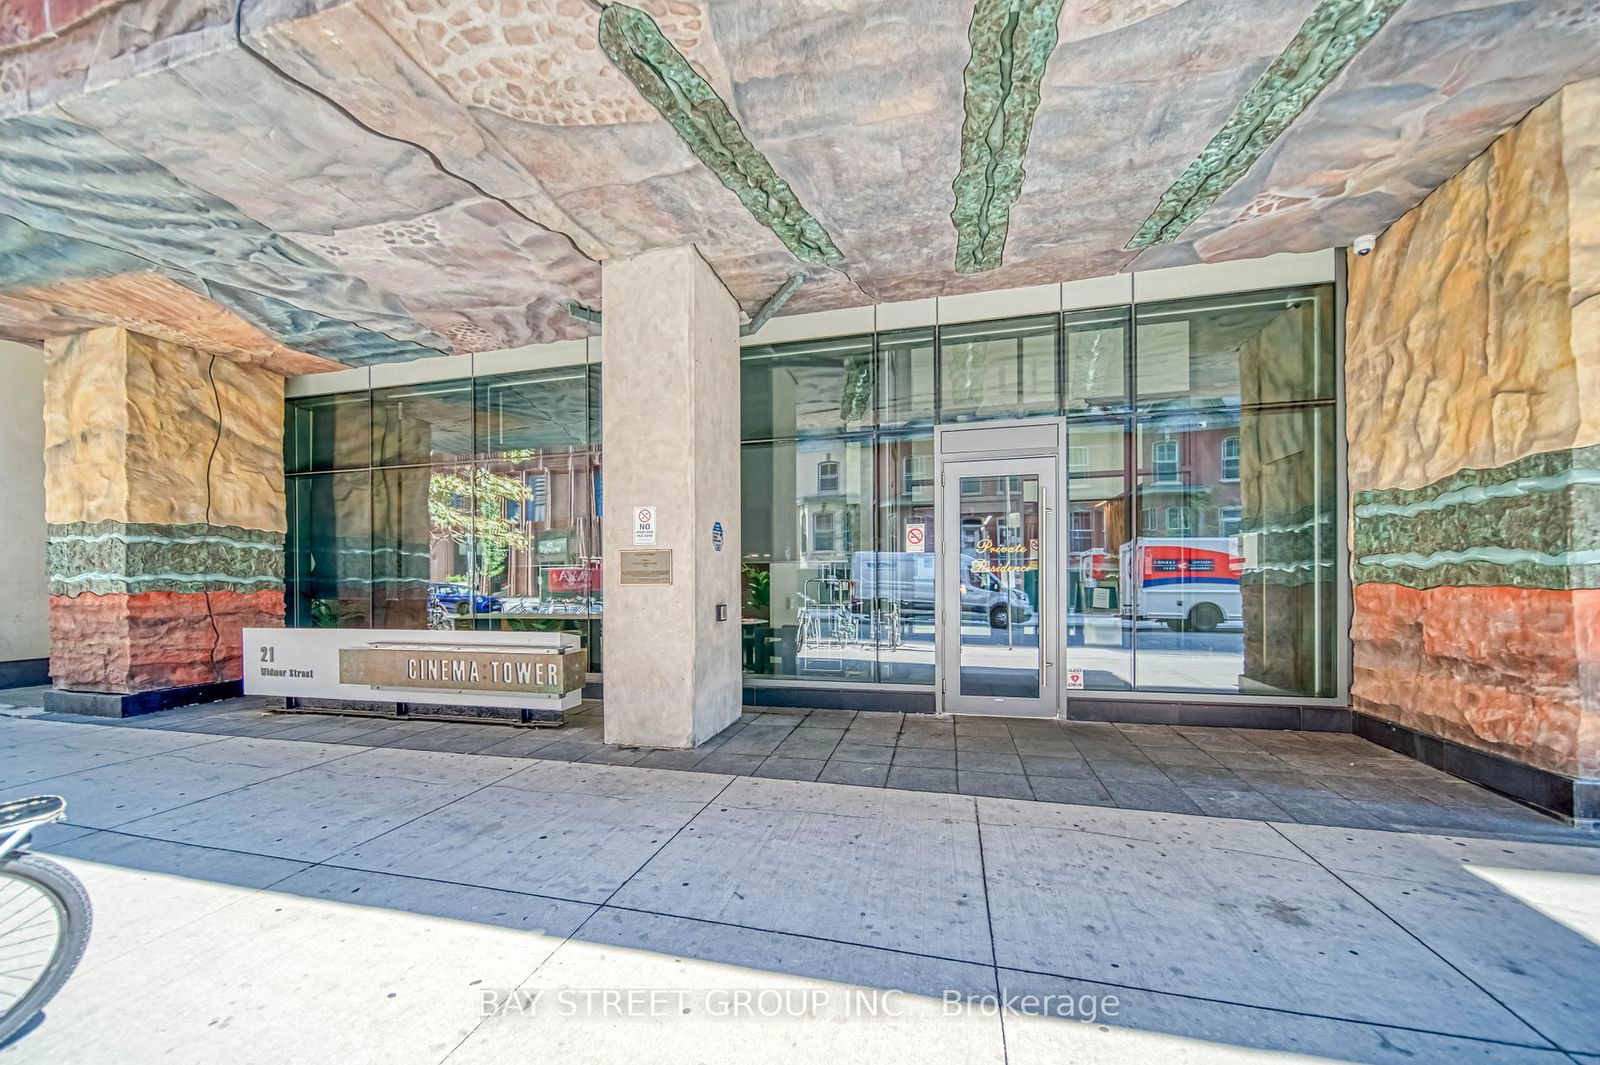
[850, 551, 1036, 630]
[428, 583, 502, 616]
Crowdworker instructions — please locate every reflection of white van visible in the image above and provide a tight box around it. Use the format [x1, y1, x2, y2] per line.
[1121, 537, 1242, 632]
[852, 552, 1036, 629]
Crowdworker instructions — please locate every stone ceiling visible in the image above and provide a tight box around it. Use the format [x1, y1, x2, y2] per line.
[0, 0, 1597, 369]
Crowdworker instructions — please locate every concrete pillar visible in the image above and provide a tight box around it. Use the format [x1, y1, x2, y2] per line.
[43, 326, 286, 713]
[0, 340, 48, 689]
[601, 246, 741, 748]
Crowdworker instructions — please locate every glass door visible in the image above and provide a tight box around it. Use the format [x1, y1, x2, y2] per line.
[938, 457, 1056, 716]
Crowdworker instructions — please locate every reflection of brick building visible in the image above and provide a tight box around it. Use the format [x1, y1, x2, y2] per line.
[1134, 422, 1243, 538]
[484, 449, 603, 603]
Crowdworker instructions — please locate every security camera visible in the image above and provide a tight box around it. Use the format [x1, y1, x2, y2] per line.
[1352, 234, 1377, 256]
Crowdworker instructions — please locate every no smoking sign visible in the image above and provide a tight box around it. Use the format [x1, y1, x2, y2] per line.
[904, 523, 926, 552]
[632, 506, 657, 545]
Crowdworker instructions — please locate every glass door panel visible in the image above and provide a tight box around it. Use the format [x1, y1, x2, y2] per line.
[939, 457, 1055, 716]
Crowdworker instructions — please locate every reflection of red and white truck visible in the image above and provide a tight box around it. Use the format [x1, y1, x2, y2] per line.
[1120, 537, 1243, 632]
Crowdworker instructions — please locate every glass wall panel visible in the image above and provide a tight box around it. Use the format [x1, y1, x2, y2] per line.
[877, 327, 936, 428]
[285, 392, 371, 473]
[474, 366, 592, 456]
[372, 377, 474, 466]
[371, 465, 474, 628]
[1064, 306, 1130, 414]
[938, 315, 1058, 423]
[1132, 406, 1336, 696]
[472, 363, 602, 670]
[740, 436, 874, 681]
[1134, 286, 1334, 411]
[287, 471, 371, 627]
[872, 430, 936, 683]
[742, 336, 874, 441]
[1063, 418, 1133, 690]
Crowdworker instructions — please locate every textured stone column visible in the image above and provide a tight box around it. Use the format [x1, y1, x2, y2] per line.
[601, 246, 741, 748]
[43, 326, 286, 708]
[1345, 78, 1600, 817]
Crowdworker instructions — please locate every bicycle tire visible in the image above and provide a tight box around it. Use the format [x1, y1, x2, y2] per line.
[0, 854, 92, 1045]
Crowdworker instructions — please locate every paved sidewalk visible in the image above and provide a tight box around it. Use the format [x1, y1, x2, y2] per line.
[1, 690, 1581, 841]
[0, 712, 1597, 1064]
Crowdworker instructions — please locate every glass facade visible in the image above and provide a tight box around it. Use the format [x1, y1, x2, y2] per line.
[285, 280, 1340, 704]
[738, 283, 1339, 699]
[284, 355, 604, 671]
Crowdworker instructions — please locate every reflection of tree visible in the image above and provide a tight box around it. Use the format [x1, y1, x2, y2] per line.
[427, 462, 535, 587]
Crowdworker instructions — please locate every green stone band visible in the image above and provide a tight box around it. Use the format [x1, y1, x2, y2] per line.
[48, 520, 286, 597]
[951, 0, 1066, 274]
[1352, 445, 1600, 590]
[1128, 0, 1407, 249]
[598, 4, 844, 267]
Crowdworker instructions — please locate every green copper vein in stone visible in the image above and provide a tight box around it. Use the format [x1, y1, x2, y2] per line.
[1127, 0, 1407, 250]
[1351, 445, 1600, 591]
[47, 520, 286, 597]
[951, 0, 1066, 274]
[598, 4, 843, 266]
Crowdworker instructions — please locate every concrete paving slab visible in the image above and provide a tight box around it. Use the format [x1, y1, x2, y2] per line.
[997, 969, 1565, 1064]
[511, 760, 732, 803]
[39, 832, 309, 975]
[1026, 777, 1115, 806]
[1273, 823, 1600, 883]
[980, 819, 1545, 1042]
[830, 740, 896, 762]
[329, 777, 720, 902]
[893, 746, 957, 770]
[976, 797, 1307, 861]
[752, 756, 826, 781]
[715, 776, 976, 824]
[0, 746, 339, 829]
[817, 761, 890, 788]
[0, 721, 224, 789]
[273, 864, 596, 938]
[610, 800, 991, 963]
[447, 907, 1004, 1065]
[1336, 868, 1600, 1053]
[886, 766, 958, 792]
[326, 746, 528, 787]
[2, 854, 568, 1065]
[958, 771, 1034, 800]
[117, 761, 494, 862]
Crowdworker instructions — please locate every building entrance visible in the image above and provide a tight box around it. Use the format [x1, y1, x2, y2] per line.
[935, 421, 1061, 717]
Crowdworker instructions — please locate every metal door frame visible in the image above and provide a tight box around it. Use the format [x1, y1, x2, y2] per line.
[935, 434, 1061, 717]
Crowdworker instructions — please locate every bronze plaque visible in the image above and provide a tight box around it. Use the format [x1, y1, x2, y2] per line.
[339, 645, 586, 695]
[620, 549, 673, 585]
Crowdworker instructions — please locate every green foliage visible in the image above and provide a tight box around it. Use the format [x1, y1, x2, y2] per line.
[427, 466, 535, 587]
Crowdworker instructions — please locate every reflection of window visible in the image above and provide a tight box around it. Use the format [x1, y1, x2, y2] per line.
[528, 474, 548, 522]
[1141, 507, 1159, 533]
[1219, 505, 1242, 537]
[902, 453, 932, 491]
[817, 460, 840, 495]
[812, 511, 836, 552]
[1153, 440, 1180, 484]
[1069, 510, 1094, 552]
[1221, 436, 1240, 481]
[1165, 505, 1191, 533]
[1069, 445, 1088, 472]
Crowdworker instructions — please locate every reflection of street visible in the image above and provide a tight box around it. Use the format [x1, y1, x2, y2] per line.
[768, 613, 1247, 694]
[1065, 619, 1245, 691]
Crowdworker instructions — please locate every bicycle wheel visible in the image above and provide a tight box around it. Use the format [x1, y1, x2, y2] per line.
[0, 854, 92, 1044]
